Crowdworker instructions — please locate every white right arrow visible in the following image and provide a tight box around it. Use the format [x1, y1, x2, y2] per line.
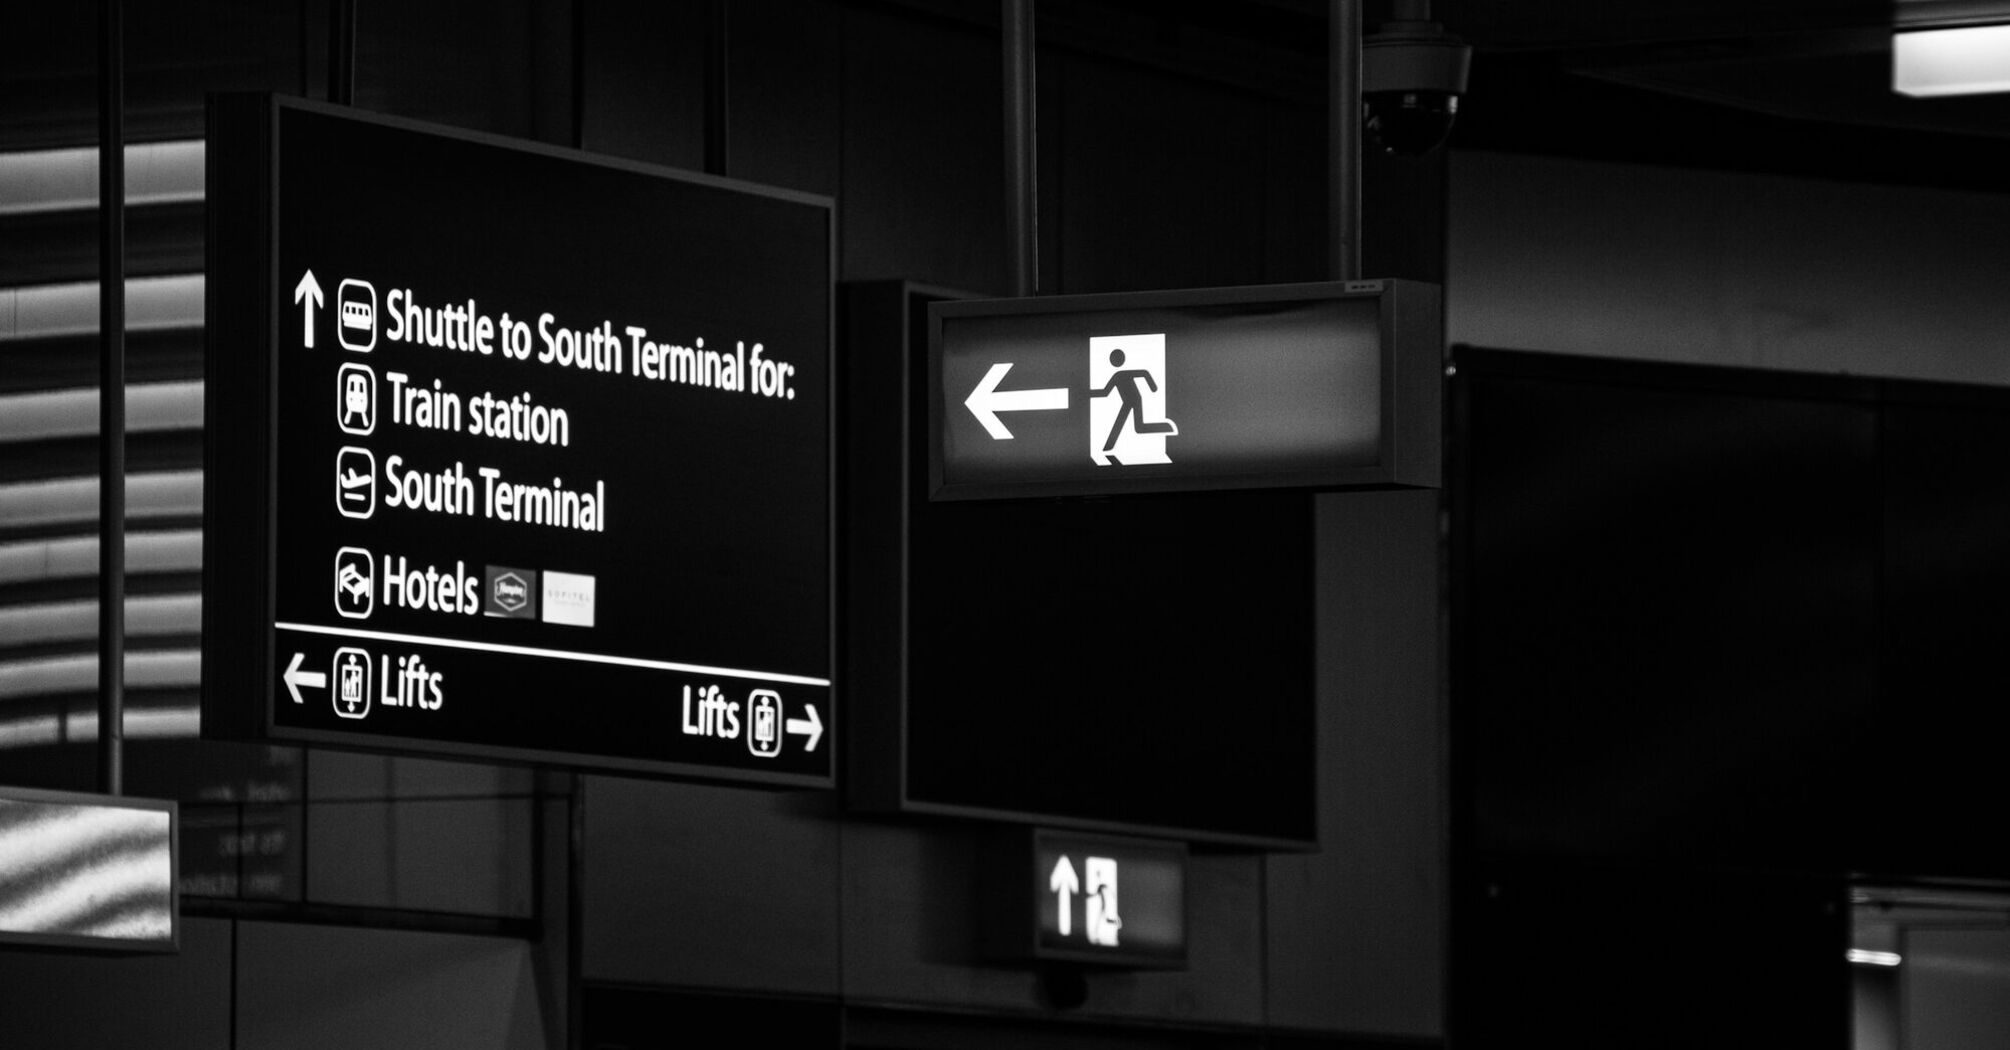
[294, 270, 324, 349]
[283, 651, 327, 704]
[1049, 855, 1080, 937]
[785, 703, 824, 752]
[966, 362, 1069, 440]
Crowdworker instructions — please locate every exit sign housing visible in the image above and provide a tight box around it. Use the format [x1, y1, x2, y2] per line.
[978, 828, 1188, 969]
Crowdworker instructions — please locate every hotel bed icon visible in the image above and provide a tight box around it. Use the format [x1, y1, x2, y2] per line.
[334, 546, 373, 618]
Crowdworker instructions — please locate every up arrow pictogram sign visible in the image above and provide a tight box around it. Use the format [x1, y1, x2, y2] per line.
[294, 270, 324, 348]
[1049, 855, 1080, 937]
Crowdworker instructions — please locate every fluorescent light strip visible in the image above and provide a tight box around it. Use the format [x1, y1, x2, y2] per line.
[0, 715, 60, 749]
[0, 140, 205, 217]
[1849, 948, 1903, 967]
[1894, 25, 2010, 97]
[0, 650, 199, 700]
[56, 706, 201, 742]
[0, 274, 204, 342]
[0, 530, 202, 584]
[0, 595, 200, 647]
[0, 704, 201, 748]
[0, 381, 204, 442]
[0, 470, 202, 530]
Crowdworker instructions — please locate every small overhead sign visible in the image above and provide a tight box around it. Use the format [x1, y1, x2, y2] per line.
[205, 96, 833, 786]
[929, 280, 1441, 500]
[979, 828, 1187, 969]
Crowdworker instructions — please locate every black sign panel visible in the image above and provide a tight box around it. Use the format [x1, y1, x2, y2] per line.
[979, 828, 1186, 969]
[205, 96, 833, 785]
[929, 281, 1440, 500]
[843, 282, 1318, 849]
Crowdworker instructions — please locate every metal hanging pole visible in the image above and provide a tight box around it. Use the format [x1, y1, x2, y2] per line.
[1330, 0, 1363, 281]
[1003, 0, 1038, 296]
[330, 0, 357, 105]
[704, 0, 730, 176]
[97, 0, 126, 796]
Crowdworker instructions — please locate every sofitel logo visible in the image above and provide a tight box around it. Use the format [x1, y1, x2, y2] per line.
[483, 565, 537, 620]
[541, 571, 597, 628]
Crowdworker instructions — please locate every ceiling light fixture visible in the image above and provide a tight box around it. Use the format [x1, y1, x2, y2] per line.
[1894, 25, 2010, 97]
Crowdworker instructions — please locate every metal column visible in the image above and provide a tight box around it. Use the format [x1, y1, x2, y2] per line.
[97, 0, 126, 796]
[1003, 0, 1038, 296]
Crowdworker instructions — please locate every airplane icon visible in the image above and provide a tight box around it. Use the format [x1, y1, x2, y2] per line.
[336, 447, 376, 519]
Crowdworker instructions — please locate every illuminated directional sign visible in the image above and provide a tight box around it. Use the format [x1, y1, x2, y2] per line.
[929, 280, 1441, 500]
[978, 829, 1186, 968]
[204, 95, 833, 785]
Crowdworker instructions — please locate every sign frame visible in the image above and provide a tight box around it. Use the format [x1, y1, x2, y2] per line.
[203, 93, 836, 787]
[926, 279, 1441, 502]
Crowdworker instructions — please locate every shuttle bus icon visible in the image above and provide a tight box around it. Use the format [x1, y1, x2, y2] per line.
[337, 279, 376, 352]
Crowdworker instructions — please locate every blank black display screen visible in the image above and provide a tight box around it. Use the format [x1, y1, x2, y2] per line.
[904, 490, 1317, 845]
[1454, 351, 1879, 870]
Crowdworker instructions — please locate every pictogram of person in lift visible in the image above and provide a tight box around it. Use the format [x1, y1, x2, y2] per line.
[1090, 347, 1178, 454]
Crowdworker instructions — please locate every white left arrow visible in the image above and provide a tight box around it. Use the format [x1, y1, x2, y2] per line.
[785, 704, 824, 752]
[294, 270, 324, 349]
[1049, 856, 1080, 938]
[966, 362, 1069, 440]
[283, 652, 326, 704]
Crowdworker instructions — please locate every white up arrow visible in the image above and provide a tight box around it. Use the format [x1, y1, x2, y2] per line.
[294, 270, 324, 349]
[965, 362, 1069, 440]
[785, 703, 824, 752]
[283, 652, 327, 704]
[1049, 855, 1080, 938]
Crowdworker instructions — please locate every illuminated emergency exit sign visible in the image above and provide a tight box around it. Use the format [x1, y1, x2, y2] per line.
[978, 829, 1187, 969]
[929, 280, 1441, 500]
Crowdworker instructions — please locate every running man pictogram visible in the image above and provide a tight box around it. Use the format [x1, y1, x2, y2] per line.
[1087, 334, 1176, 466]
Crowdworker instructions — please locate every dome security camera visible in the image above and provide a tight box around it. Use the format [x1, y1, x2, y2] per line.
[1363, 20, 1472, 155]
